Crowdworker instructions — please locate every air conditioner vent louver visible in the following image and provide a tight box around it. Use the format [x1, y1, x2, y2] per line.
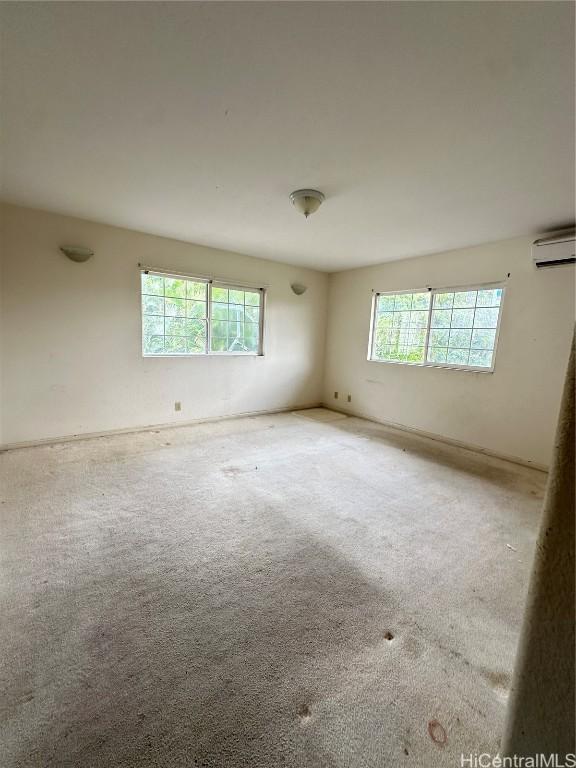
[532, 228, 575, 269]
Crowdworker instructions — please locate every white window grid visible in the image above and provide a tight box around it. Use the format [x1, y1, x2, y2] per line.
[368, 282, 505, 372]
[141, 270, 265, 357]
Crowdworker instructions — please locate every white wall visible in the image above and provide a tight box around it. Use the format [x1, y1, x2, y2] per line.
[0, 204, 328, 445]
[324, 237, 575, 468]
[2, 206, 573, 466]
[0, 208, 4, 445]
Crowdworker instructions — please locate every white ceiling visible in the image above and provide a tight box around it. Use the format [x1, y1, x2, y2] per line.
[1, 2, 574, 272]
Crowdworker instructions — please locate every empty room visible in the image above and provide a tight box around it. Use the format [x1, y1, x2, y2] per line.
[0, 2, 574, 767]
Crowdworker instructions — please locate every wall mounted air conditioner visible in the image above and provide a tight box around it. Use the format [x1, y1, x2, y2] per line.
[532, 229, 575, 269]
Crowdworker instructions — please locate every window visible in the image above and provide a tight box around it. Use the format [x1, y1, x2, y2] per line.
[369, 284, 504, 371]
[209, 285, 262, 354]
[141, 271, 264, 356]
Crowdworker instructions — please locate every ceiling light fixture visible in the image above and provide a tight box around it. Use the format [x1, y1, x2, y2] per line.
[289, 189, 325, 218]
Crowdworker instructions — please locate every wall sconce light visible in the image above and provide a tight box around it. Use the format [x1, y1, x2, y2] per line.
[60, 245, 94, 263]
[291, 283, 307, 296]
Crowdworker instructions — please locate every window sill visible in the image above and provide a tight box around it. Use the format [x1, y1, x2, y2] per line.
[367, 358, 494, 373]
[143, 353, 264, 358]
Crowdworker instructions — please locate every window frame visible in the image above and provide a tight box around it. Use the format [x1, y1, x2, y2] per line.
[367, 281, 506, 373]
[140, 268, 266, 358]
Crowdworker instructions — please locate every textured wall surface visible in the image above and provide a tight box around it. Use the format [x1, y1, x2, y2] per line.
[324, 238, 575, 467]
[0, 204, 327, 444]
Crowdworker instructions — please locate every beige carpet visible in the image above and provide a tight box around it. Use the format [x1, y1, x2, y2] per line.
[0, 410, 545, 767]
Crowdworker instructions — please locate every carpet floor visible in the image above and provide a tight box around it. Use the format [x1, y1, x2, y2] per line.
[0, 409, 546, 767]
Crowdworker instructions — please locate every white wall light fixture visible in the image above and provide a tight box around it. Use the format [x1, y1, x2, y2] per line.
[60, 245, 94, 263]
[289, 189, 325, 218]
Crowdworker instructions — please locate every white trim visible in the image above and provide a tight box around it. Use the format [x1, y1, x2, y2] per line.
[259, 288, 267, 356]
[367, 358, 495, 374]
[1, 402, 547, 472]
[142, 352, 263, 358]
[141, 267, 210, 283]
[212, 279, 267, 292]
[370, 279, 507, 295]
[324, 404, 548, 473]
[139, 263, 269, 289]
[0, 403, 322, 452]
[366, 291, 378, 360]
[207, 277, 212, 353]
[423, 288, 434, 363]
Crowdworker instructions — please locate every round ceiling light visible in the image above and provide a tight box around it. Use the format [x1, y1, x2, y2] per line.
[289, 189, 325, 218]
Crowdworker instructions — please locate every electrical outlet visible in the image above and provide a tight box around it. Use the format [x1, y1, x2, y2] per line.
[334, 391, 339, 399]
[174, 401, 182, 412]
[347, 394, 352, 403]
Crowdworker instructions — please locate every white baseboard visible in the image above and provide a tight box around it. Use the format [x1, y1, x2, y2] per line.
[1, 401, 549, 472]
[323, 403, 549, 473]
[0, 402, 322, 452]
